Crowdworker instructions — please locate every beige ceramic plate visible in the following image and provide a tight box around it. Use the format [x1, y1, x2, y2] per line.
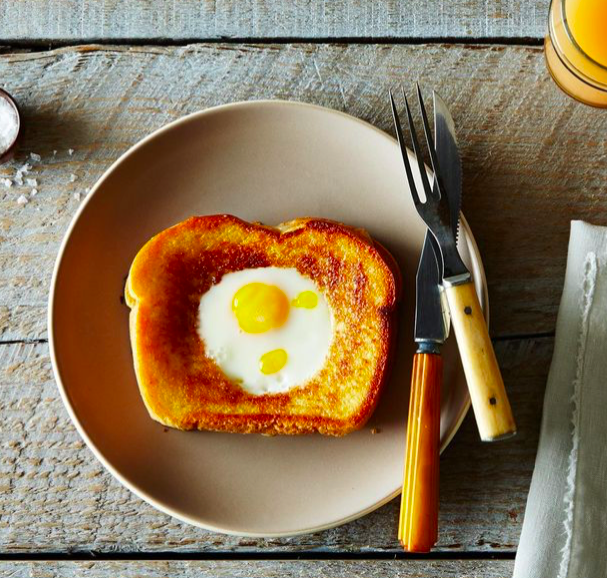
[49, 100, 487, 537]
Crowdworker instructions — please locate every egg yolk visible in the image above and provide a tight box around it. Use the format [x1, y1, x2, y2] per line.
[291, 290, 318, 309]
[259, 349, 288, 375]
[232, 283, 289, 333]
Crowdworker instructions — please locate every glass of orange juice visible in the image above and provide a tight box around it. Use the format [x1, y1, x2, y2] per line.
[545, 0, 607, 107]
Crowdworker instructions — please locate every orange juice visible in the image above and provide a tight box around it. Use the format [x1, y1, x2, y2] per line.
[545, 0, 607, 107]
[565, 0, 607, 67]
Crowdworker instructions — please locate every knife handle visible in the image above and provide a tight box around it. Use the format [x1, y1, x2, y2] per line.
[399, 352, 441, 552]
[444, 280, 516, 441]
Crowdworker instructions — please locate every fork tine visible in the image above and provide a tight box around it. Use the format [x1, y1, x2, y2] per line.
[389, 90, 421, 206]
[402, 87, 434, 203]
[415, 83, 444, 200]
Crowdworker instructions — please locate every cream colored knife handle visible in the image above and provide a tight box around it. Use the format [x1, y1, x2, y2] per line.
[444, 280, 516, 441]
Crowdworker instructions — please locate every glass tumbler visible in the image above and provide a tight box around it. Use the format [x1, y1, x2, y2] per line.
[545, 0, 607, 107]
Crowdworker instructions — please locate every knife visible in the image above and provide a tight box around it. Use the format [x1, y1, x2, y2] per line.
[391, 85, 517, 443]
[433, 92, 461, 248]
[429, 89, 516, 442]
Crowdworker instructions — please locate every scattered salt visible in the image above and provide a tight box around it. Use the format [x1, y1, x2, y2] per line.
[0, 98, 19, 155]
[30, 188, 38, 196]
[16, 194, 28, 205]
[29, 152, 41, 162]
[2, 178, 11, 188]
[69, 173, 78, 182]
[15, 162, 31, 185]
[26, 178, 37, 187]
[68, 149, 74, 156]
[73, 192, 81, 201]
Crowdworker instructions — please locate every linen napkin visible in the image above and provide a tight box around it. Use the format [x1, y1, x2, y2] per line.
[513, 221, 607, 578]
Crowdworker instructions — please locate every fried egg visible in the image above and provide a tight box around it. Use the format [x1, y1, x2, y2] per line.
[197, 267, 333, 395]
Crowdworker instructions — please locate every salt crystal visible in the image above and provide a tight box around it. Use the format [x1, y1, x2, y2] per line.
[68, 149, 74, 156]
[31, 188, 38, 196]
[15, 163, 30, 185]
[29, 152, 41, 162]
[69, 173, 78, 182]
[73, 192, 81, 201]
[0, 98, 19, 155]
[16, 194, 28, 205]
[26, 178, 37, 187]
[2, 178, 11, 188]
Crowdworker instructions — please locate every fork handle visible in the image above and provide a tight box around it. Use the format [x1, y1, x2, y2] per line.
[399, 352, 441, 552]
[445, 280, 516, 441]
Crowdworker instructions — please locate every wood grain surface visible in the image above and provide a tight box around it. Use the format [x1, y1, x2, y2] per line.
[0, 336, 550, 553]
[1, 560, 515, 578]
[1, 44, 606, 343]
[1, 41, 600, 559]
[0, 1, 549, 43]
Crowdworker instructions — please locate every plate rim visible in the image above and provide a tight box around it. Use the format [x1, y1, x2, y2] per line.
[48, 99, 487, 538]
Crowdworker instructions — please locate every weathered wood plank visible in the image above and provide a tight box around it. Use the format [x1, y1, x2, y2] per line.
[0, 336, 550, 552]
[0, 1, 548, 42]
[1, 44, 606, 342]
[0, 560, 515, 578]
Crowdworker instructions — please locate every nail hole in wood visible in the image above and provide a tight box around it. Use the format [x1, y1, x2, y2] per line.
[489, 397, 496, 405]
[464, 306, 472, 315]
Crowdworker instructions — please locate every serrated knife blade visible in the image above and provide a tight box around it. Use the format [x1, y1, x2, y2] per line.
[433, 91, 462, 242]
[432, 91, 462, 339]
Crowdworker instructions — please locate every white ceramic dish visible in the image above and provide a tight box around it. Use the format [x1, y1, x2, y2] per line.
[49, 100, 487, 537]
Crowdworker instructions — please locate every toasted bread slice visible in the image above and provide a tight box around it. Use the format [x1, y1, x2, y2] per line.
[125, 215, 400, 436]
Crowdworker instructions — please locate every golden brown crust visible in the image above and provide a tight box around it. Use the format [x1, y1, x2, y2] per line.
[126, 215, 401, 436]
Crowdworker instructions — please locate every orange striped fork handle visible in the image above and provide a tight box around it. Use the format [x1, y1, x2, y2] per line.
[399, 351, 442, 552]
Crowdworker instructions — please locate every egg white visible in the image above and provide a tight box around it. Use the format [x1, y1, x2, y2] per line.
[197, 267, 334, 395]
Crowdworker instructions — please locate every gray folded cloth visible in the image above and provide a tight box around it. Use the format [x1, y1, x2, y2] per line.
[513, 221, 607, 578]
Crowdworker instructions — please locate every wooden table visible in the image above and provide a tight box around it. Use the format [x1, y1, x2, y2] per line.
[1, 1, 606, 576]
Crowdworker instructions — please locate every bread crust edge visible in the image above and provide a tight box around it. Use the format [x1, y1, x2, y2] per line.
[126, 215, 401, 436]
